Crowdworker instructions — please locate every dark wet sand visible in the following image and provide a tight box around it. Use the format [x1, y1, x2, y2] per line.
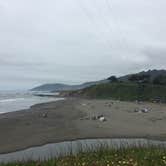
[0, 98, 166, 154]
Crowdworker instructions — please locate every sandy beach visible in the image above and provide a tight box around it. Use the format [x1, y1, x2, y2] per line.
[0, 98, 166, 154]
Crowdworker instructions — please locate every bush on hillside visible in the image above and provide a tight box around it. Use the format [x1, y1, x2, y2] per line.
[128, 74, 150, 83]
[108, 76, 118, 83]
[153, 75, 166, 85]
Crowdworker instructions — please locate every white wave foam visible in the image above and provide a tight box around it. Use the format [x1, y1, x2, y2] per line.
[0, 98, 25, 103]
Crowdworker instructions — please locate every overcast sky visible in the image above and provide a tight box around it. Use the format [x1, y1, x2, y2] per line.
[0, 0, 166, 90]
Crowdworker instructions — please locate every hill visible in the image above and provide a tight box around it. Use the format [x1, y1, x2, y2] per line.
[119, 69, 166, 82]
[31, 69, 166, 94]
[63, 82, 166, 102]
[60, 69, 166, 102]
[31, 80, 109, 92]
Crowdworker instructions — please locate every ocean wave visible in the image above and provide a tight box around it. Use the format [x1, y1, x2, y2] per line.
[0, 98, 25, 103]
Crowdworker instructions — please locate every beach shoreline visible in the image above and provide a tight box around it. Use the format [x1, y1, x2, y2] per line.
[0, 98, 166, 154]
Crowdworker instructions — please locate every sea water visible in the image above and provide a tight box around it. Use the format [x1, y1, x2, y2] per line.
[0, 90, 63, 114]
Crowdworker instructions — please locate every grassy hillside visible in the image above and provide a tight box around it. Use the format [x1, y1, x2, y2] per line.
[69, 83, 166, 102]
[1, 146, 166, 166]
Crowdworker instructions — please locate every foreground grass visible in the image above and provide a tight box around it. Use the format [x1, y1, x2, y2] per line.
[1, 147, 166, 166]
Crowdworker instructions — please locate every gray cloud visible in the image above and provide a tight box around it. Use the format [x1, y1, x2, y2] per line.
[0, 0, 166, 90]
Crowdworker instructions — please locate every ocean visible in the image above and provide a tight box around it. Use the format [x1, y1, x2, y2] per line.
[0, 90, 63, 114]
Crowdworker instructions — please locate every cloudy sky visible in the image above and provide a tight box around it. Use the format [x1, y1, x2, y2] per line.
[0, 0, 166, 90]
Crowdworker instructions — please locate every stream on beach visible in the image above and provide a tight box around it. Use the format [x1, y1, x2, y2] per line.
[0, 138, 166, 163]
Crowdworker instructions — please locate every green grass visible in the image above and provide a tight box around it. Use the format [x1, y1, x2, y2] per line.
[1, 147, 166, 166]
[72, 82, 166, 101]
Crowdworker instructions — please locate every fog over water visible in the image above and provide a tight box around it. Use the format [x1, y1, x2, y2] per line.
[0, 0, 166, 90]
